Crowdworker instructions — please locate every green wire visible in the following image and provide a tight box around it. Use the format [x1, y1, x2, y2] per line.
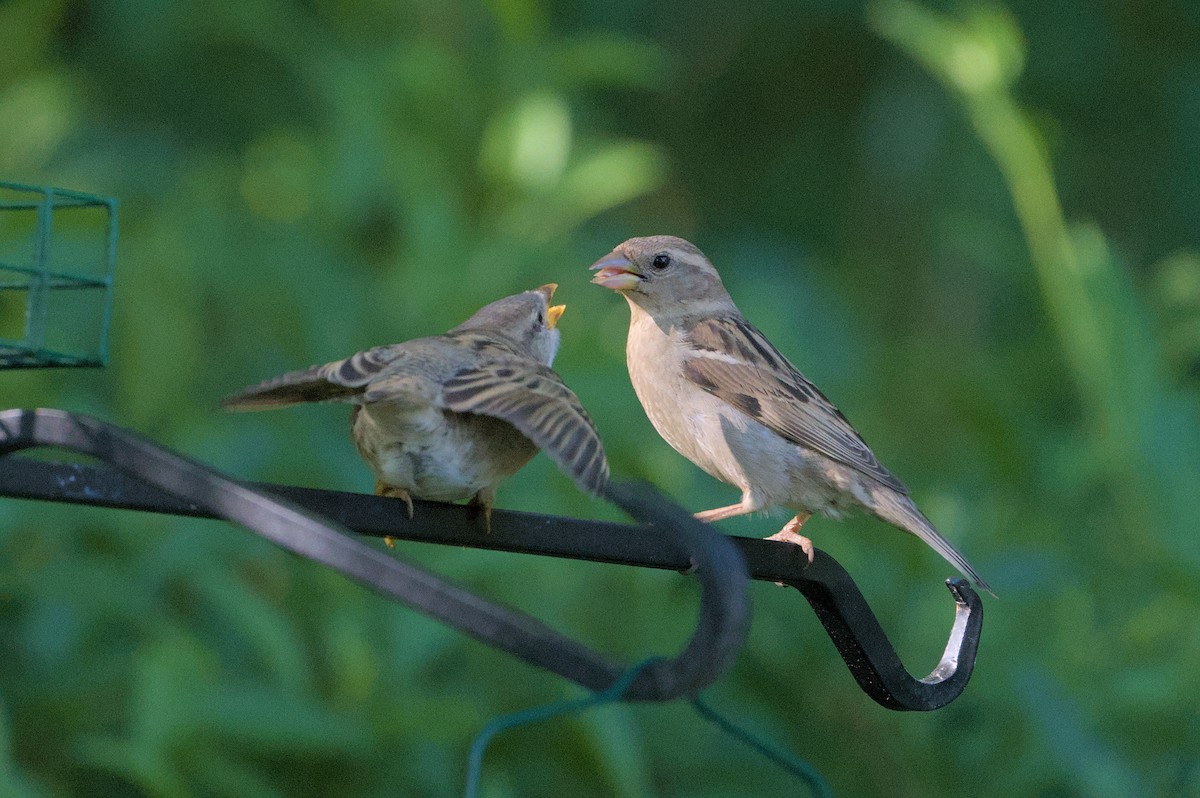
[464, 657, 662, 797]
[691, 695, 834, 798]
[464, 660, 832, 798]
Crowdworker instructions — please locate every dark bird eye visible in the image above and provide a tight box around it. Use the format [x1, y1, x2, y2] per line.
[652, 253, 671, 270]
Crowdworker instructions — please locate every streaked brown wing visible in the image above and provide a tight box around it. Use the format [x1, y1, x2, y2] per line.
[439, 359, 609, 495]
[221, 344, 408, 410]
[684, 316, 908, 494]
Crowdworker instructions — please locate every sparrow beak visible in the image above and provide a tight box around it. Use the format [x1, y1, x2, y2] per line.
[536, 283, 558, 303]
[589, 253, 642, 291]
[546, 304, 565, 328]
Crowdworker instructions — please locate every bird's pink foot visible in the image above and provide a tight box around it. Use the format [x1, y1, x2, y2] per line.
[375, 481, 414, 548]
[766, 514, 814, 565]
[375, 481, 415, 518]
[695, 504, 742, 523]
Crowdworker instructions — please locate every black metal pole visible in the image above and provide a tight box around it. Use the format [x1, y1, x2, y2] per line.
[0, 408, 750, 701]
[0, 408, 982, 710]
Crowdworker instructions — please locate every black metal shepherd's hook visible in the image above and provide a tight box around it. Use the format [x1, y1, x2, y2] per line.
[0, 407, 982, 710]
[0, 408, 747, 701]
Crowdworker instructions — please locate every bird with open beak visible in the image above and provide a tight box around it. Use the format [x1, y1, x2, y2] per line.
[591, 236, 991, 595]
[223, 285, 608, 532]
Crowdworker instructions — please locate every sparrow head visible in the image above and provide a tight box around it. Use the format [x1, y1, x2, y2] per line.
[453, 284, 564, 365]
[589, 236, 735, 317]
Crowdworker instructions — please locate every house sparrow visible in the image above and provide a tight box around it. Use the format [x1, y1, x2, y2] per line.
[223, 285, 608, 532]
[591, 236, 991, 594]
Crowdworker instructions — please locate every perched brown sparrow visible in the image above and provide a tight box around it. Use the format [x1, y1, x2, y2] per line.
[591, 236, 991, 594]
[223, 285, 608, 531]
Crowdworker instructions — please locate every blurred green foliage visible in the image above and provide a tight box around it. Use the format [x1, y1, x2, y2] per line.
[2, 0, 1199, 796]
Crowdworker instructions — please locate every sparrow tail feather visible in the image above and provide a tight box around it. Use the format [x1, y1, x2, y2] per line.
[871, 490, 995, 598]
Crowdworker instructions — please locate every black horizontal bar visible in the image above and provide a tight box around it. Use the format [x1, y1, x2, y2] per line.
[0, 441, 982, 710]
[0, 409, 750, 703]
[0, 456, 747, 573]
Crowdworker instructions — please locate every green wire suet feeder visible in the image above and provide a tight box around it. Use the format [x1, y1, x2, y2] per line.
[0, 181, 116, 368]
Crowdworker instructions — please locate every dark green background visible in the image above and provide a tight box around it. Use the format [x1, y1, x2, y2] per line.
[2, 1, 1199, 795]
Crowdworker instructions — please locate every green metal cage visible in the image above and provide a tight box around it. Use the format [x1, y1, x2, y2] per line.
[0, 181, 117, 368]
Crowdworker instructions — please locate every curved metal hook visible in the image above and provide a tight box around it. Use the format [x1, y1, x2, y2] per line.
[0, 409, 982, 710]
[0, 408, 750, 701]
[743, 538, 982, 710]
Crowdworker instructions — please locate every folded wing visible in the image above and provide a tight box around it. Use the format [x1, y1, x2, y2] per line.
[684, 316, 908, 495]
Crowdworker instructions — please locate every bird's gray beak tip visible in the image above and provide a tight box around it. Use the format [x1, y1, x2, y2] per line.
[589, 253, 641, 291]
